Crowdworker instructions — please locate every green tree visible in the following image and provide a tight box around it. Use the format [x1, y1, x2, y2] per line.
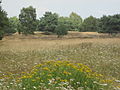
[6, 16, 19, 34]
[80, 16, 99, 32]
[19, 6, 37, 35]
[69, 12, 82, 31]
[35, 19, 40, 31]
[55, 24, 68, 38]
[58, 12, 82, 31]
[99, 14, 120, 34]
[0, 6, 9, 40]
[58, 17, 73, 30]
[38, 12, 58, 33]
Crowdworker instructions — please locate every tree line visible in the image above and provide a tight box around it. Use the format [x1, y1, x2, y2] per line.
[0, 6, 120, 40]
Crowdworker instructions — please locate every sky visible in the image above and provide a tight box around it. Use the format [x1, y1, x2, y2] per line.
[1, 0, 120, 19]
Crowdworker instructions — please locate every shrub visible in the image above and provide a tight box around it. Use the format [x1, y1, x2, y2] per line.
[55, 24, 68, 38]
[17, 61, 106, 90]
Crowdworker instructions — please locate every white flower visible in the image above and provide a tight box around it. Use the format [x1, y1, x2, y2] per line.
[10, 83, 13, 85]
[33, 86, 37, 89]
[0, 83, 2, 86]
[99, 84, 108, 86]
[70, 79, 74, 81]
[23, 88, 26, 90]
[93, 81, 98, 84]
[6, 86, 10, 88]
[77, 82, 80, 84]
[115, 80, 120, 83]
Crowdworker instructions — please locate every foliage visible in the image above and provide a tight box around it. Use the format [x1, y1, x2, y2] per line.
[16, 61, 105, 90]
[69, 12, 82, 31]
[79, 16, 99, 32]
[99, 14, 120, 34]
[58, 12, 82, 31]
[55, 24, 68, 38]
[58, 17, 73, 30]
[3, 16, 19, 35]
[35, 19, 40, 31]
[38, 12, 58, 33]
[0, 6, 9, 39]
[8, 16, 19, 34]
[19, 6, 37, 35]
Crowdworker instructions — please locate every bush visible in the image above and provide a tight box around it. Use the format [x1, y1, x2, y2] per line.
[16, 61, 106, 90]
[55, 24, 68, 38]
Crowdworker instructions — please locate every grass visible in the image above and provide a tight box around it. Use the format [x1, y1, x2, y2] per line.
[0, 32, 120, 89]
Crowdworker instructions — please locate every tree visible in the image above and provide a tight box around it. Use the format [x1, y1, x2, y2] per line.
[80, 16, 99, 32]
[19, 6, 37, 35]
[5, 16, 19, 35]
[58, 17, 73, 31]
[58, 12, 82, 31]
[99, 14, 120, 34]
[55, 24, 68, 38]
[69, 12, 82, 31]
[38, 12, 58, 33]
[0, 6, 9, 40]
[35, 19, 40, 31]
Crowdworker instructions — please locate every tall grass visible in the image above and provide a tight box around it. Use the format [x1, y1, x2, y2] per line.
[0, 38, 120, 89]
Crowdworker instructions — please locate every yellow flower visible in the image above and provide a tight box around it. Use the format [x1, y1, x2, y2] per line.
[32, 79, 36, 82]
[22, 72, 26, 74]
[21, 75, 32, 79]
[42, 67, 50, 71]
[63, 71, 71, 75]
[101, 79, 113, 83]
[60, 79, 68, 82]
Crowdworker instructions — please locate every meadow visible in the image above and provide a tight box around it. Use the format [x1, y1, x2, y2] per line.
[0, 32, 120, 90]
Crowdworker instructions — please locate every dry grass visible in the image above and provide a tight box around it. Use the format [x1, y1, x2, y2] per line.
[1, 31, 119, 51]
[0, 32, 120, 89]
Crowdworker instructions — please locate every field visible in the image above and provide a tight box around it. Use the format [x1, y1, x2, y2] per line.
[0, 32, 120, 89]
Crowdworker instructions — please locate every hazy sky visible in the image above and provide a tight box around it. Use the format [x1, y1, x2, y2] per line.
[2, 0, 120, 18]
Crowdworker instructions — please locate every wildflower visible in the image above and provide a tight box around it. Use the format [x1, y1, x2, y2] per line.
[101, 79, 113, 83]
[0, 83, 2, 86]
[115, 80, 120, 83]
[22, 72, 26, 74]
[6, 86, 10, 88]
[10, 82, 13, 85]
[42, 67, 50, 71]
[32, 79, 36, 82]
[49, 78, 55, 84]
[99, 83, 108, 86]
[70, 79, 74, 81]
[77, 82, 80, 84]
[33, 86, 37, 89]
[63, 71, 71, 75]
[93, 81, 98, 84]
[60, 79, 68, 82]
[23, 87, 26, 90]
[21, 76, 27, 79]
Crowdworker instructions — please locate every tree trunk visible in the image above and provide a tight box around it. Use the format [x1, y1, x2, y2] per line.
[0, 37, 3, 40]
